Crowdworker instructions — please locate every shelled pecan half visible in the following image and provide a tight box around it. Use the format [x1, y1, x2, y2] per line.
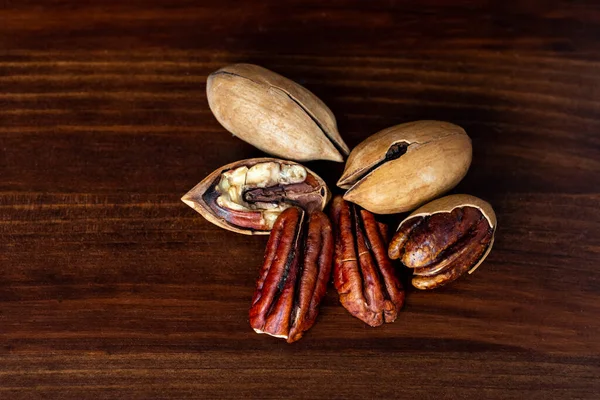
[249, 207, 333, 343]
[330, 196, 404, 327]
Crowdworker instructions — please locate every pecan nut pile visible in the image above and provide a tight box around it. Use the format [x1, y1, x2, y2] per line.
[249, 207, 333, 342]
[184, 65, 498, 343]
[330, 196, 405, 327]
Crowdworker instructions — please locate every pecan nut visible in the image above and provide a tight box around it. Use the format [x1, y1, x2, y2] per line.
[181, 158, 330, 235]
[249, 207, 333, 343]
[330, 196, 404, 327]
[388, 194, 496, 290]
[337, 120, 472, 214]
[207, 63, 350, 162]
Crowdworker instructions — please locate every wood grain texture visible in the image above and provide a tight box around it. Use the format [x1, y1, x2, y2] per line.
[1, 1, 599, 399]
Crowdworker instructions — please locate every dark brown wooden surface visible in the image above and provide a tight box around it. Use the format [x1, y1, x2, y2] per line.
[1, 1, 600, 399]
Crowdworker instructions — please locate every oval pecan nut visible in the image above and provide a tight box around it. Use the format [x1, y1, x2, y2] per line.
[330, 196, 404, 327]
[249, 207, 333, 343]
[181, 158, 331, 235]
[207, 63, 350, 162]
[388, 194, 496, 290]
[337, 121, 472, 214]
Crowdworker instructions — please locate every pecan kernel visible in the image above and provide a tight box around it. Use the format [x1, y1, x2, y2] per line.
[330, 196, 404, 327]
[388, 195, 496, 290]
[249, 207, 333, 343]
[181, 158, 330, 235]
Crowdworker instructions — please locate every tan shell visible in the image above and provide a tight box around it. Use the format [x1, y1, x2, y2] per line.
[398, 194, 496, 274]
[181, 158, 331, 235]
[338, 120, 472, 214]
[207, 64, 349, 162]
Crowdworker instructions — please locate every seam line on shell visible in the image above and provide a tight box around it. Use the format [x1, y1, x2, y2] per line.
[275, 87, 348, 157]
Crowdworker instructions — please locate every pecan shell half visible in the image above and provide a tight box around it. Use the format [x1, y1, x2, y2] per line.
[330, 196, 404, 327]
[181, 158, 330, 235]
[388, 194, 496, 290]
[249, 207, 333, 343]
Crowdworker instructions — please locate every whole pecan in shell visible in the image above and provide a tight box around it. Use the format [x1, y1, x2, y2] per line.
[249, 207, 333, 342]
[330, 196, 404, 327]
[337, 120, 472, 214]
[207, 63, 350, 162]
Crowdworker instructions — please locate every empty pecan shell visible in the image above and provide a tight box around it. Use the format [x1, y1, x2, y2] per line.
[249, 207, 333, 343]
[181, 158, 330, 235]
[330, 196, 404, 327]
[388, 194, 496, 290]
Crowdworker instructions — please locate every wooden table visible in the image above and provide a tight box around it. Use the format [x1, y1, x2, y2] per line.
[2, 1, 599, 398]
